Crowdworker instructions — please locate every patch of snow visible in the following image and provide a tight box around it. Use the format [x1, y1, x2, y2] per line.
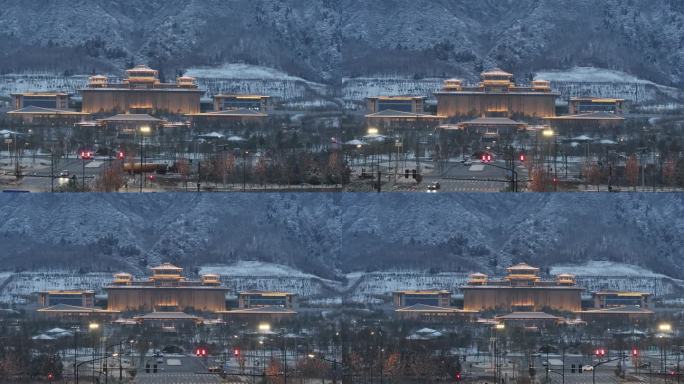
[551, 261, 667, 277]
[536, 67, 656, 84]
[185, 64, 307, 82]
[200, 261, 319, 279]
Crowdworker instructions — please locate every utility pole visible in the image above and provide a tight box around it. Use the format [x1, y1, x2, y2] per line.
[50, 145, 54, 193]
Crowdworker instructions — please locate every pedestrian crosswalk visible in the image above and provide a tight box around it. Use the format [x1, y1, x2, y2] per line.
[134, 373, 224, 384]
[438, 180, 508, 192]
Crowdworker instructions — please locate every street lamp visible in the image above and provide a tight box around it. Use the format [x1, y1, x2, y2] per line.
[258, 323, 271, 333]
[659, 323, 673, 333]
[139, 126, 151, 193]
[242, 150, 250, 192]
[80, 150, 93, 191]
[541, 128, 558, 190]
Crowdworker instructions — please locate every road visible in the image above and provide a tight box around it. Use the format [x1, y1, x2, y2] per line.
[423, 160, 528, 192]
[134, 355, 224, 384]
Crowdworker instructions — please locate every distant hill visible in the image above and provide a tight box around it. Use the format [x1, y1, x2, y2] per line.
[0, 194, 682, 281]
[0, 0, 682, 86]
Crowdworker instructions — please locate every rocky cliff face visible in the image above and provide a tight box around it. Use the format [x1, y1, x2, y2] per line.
[0, 0, 681, 85]
[0, 194, 682, 280]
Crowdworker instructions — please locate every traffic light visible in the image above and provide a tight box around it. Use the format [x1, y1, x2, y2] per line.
[595, 348, 606, 358]
[233, 348, 240, 357]
[196, 347, 208, 357]
[519, 153, 526, 162]
[117, 151, 125, 160]
[455, 372, 462, 381]
[481, 153, 492, 163]
[632, 348, 639, 357]
[47, 373, 54, 382]
[80, 151, 93, 160]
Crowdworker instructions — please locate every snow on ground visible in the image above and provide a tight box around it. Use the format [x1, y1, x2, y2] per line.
[551, 261, 668, 277]
[185, 64, 307, 82]
[535, 67, 681, 102]
[200, 261, 319, 279]
[0, 271, 111, 304]
[536, 67, 656, 84]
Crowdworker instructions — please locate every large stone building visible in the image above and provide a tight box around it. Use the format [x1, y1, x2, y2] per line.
[106, 263, 228, 313]
[461, 263, 583, 313]
[435, 69, 559, 119]
[80, 65, 204, 115]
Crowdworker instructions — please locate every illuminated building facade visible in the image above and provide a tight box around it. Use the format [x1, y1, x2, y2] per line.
[80, 65, 203, 115]
[238, 291, 296, 309]
[12, 93, 69, 110]
[106, 263, 228, 313]
[213, 95, 271, 112]
[435, 69, 559, 119]
[367, 96, 426, 114]
[393, 290, 451, 307]
[38, 290, 95, 307]
[461, 263, 583, 313]
[592, 291, 651, 309]
[569, 97, 625, 115]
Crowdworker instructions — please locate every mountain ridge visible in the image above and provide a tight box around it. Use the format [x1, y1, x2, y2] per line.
[0, 0, 681, 86]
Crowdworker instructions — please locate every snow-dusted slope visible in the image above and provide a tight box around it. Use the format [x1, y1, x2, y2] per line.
[0, 1, 681, 86]
[0, 194, 683, 281]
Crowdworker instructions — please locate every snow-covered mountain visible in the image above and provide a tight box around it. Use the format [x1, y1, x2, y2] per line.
[0, 194, 682, 281]
[0, 0, 682, 86]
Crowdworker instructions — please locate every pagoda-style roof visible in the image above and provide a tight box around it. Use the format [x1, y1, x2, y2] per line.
[188, 109, 268, 118]
[240, 290, 295, 297]
[482, 68, 513, 78]
[365, 109, 442, 119]
[126, 65, 158, 75]
[215, 94, 271, 99]
[150, 263, 183, 271]
[99, 114, 164, 123]
[506, 263, 540, 272]
[580, 305, 654, 315]
[37, 304, 118, 314]
[395, 304, 474, 313]
[457, 117, 528, 128]
[544, 112, 625, 121]
[495, 311, 561, 321]
[7, 106, 88, 116]
[393, 290, 450, 295]
[223, 305, 297, 315]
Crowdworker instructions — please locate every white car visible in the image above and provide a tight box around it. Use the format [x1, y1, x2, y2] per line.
[582, 365, 594, 372]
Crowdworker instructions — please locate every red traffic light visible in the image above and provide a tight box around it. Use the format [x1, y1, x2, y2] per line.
[233, 348, 240, 357]
[632, 348, 639, 357]
[195, 347, 208, 357]
[455, 372, 462, 381]
[595, 348, 606, 357]
[117, 151, 125, 160]
[519, 153, 526, 162]
[47, 373, 54, 381]
[80, 151, 93, 160]
[481, 153, 492, 163]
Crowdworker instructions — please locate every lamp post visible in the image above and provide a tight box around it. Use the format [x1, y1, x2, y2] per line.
[75, 353, 118, 384]
[139, 126, 151, 193]
[88, 322, 100, 382]
[542, 128, 557, 191]
[242, 150, 249, 192]
[80, 150, 93, 191]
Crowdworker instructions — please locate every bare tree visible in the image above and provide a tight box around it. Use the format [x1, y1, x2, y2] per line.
[95, 166, 125, 192]
[625, 154, 639, 191]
